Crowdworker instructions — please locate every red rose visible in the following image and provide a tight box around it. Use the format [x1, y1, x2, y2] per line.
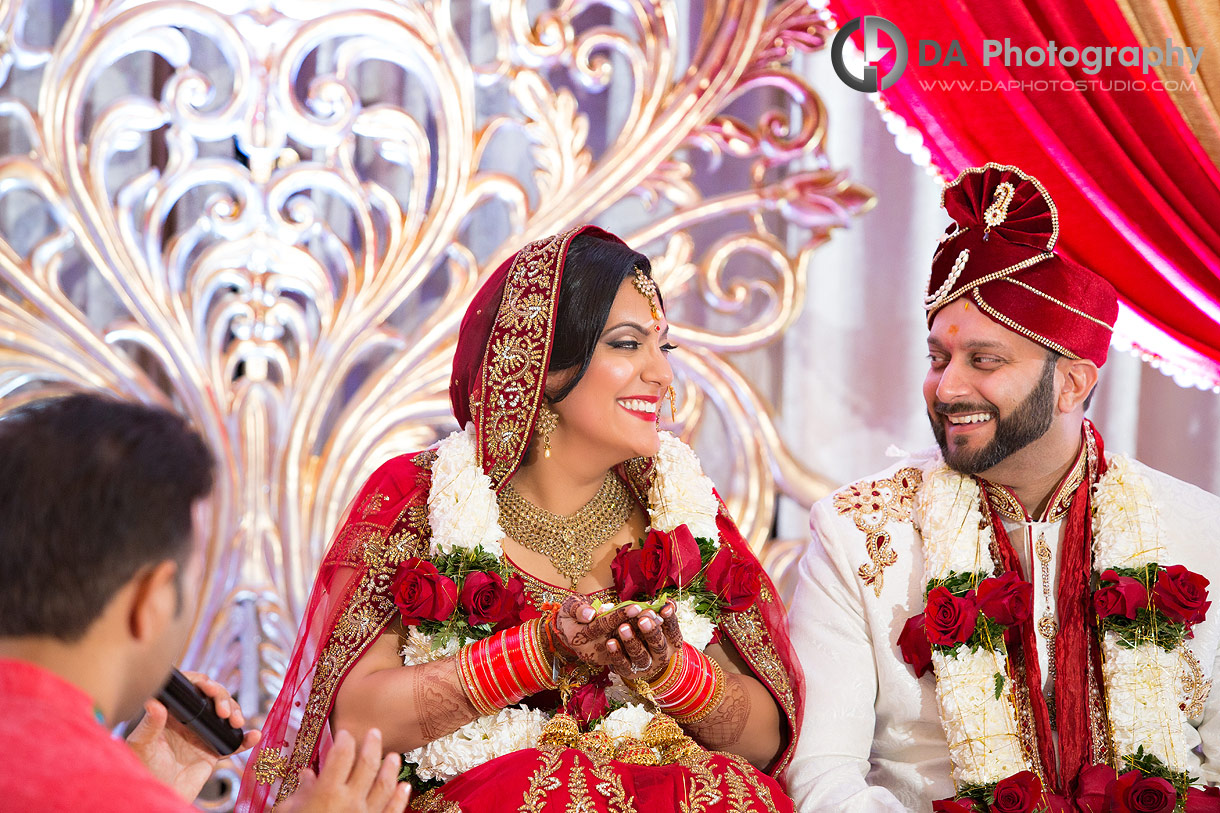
[932, 799, 980, 813]
[1187, 785, 1220, 812]
[611, 545, 648, 600]
[924, 586, 979, 647]
[898, 613, 933, 678]
[564, 675, 611, 726]
[1113, 770, 1176, 813]
[1153, 565, 1211, 627]
[975, 572, 1034, 627]
[459, 571, 526, 629]
[640, 526, 702, 593]
[1075, 764, 1118, 813]
[991, 771, 1042, 813]
[705, 548, 762, 612]
[391, 557, 458, 625]
[1095, 571, 1149, 620]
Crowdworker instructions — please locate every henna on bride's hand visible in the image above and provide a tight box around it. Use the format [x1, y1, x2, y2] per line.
[613, 622, 652, 671]
[415, 659, 478, 741]
[658, 601, 683, 649]
[687, 675, 750, 747]
[634, 610, 670, 662]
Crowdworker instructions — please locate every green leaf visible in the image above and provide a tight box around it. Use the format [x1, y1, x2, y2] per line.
[994, 672, 1005, 699]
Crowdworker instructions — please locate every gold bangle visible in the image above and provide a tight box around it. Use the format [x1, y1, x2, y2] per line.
[649, 645, 688, 696]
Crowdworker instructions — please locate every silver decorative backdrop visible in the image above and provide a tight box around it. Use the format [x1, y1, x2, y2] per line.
[0, 1, 867, 805]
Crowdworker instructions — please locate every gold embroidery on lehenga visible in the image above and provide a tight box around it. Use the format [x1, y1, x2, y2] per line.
[722, 764, 750, 813]
[834, 468, 922, 596]
[730, 754, 782, 813]
[682, 757, 723, 813]
[519, 746, 566, 813]
[589, 759, 634, 813]
[409, 788, 463, 813]
[564, 762, 595, 813]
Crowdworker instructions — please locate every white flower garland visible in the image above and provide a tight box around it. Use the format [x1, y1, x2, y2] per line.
[915, 454, 1196, 788]
[405, 426, 723, 780]
[916, 463, 1030, 787]
[1092, 455, 1189, 771]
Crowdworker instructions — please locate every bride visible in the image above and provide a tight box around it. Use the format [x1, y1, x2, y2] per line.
[238, 226, 803, 813]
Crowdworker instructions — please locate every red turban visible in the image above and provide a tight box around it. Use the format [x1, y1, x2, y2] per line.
[925, 163, 1118, 366]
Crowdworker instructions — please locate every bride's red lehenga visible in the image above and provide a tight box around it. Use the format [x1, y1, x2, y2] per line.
[237, 226, 805, 813]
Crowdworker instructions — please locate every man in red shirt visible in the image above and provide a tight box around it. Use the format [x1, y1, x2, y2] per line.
[0, 393, 410, 812]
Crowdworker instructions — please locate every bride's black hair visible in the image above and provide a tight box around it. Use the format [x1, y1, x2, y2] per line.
[547, 232, 659, 402]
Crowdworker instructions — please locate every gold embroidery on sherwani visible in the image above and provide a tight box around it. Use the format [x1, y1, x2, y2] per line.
[834, 467, 923, 596]
[1182, 648, 1214, 719]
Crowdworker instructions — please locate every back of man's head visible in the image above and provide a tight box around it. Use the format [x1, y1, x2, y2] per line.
[0, 393, 214, 641]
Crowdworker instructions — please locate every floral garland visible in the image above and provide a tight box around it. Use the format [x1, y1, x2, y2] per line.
[390, 426, 762, 785]
[901, 457, 1213, 813]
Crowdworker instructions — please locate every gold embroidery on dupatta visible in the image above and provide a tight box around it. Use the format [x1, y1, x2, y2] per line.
[272, 460, 435, 802]
[477, 227, 583, 489]
[251, 748, 287, 785]
[718, 606, 796, 774]
[833, 467, 922, 596]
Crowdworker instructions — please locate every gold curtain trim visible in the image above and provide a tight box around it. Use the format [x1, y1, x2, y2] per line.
[1113, 0, 1220, 172]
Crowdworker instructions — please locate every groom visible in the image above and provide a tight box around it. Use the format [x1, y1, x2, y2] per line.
[786, 164, 1220, 811]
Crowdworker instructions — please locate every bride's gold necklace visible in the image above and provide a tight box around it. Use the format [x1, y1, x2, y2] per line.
[497, 472, 633, 589]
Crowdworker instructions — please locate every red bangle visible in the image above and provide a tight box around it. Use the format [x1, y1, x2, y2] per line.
[457, 619, 559, 715]
[647, 643, 725, 723]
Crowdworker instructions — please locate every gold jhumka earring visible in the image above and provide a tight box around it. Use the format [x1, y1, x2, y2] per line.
[535, 401, 559, 458]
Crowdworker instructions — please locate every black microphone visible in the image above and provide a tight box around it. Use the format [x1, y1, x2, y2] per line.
[154, 667, 245, 756]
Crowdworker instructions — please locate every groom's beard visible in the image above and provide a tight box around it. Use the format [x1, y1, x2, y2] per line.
[930, 358, 1056, 475]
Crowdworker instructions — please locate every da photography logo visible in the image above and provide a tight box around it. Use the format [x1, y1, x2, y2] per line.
[832, 16, 908, 92]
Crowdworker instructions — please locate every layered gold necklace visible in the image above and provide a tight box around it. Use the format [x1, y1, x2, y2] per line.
[497, 472, 634, 589]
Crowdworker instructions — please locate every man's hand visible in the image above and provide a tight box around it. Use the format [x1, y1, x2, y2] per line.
[277, 729, 411, 813]
[125, 671, 260, 802]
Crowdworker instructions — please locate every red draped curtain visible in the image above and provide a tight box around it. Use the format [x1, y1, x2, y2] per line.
[827, 0, 1220, 389]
